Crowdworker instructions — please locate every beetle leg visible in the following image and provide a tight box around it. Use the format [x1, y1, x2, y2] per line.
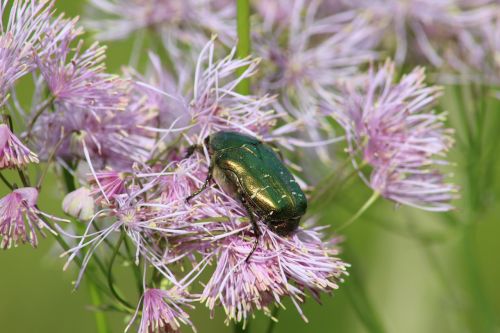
[185, 159, 214, 203]
[240, 197, 261, 262]
[185, 144, 202, 158]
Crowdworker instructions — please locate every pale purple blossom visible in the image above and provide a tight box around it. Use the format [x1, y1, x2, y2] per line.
[0, 0, 53, 106]
[0, 187, 53, 249]
[137, 38, 284, 148]
[57, 38, 349, 327]
[127, 288, 196, 333]
[200, 220, 348, 325]
[328, 60, 456, 211]
[442, 7, 500, 85]
[343, 0, 496, 66]
[86, 0, 235, 55]
[88, 170, 128, 204]
[30, 14, 154, 169]
[0, 124, 38, 169]
[253, 0, 380, 161]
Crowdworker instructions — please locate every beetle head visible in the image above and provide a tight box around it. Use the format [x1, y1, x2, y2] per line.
[267, 217, 300, 236]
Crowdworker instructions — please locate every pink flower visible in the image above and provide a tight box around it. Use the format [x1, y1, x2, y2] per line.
[253, 0, 380, 161]
[0, 0, 54, 106]
[0, 187, 52, 249]
[86, 0, 235, 50]
[31, 13, 154, 169]
[127, 288, 196, 333]
[329, 60, 457, 211]
[0, 124, 38, 169]
[200, 221, 348, 325]
[88, 170, 128, 204]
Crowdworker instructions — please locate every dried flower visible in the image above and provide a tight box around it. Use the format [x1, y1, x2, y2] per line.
[328, 60, 456, 211]
[0, 187, 53, 249]
[0, 124, 38, 169]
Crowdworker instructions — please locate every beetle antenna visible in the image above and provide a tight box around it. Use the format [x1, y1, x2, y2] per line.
[185, 160, 214, 203]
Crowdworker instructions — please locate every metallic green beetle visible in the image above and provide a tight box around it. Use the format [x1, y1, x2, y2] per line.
[186, 131, 307, 260]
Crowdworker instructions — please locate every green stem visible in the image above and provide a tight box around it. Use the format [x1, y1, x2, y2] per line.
[62, 167, 76, 192]
[233, 321, 249, 333]
[236, 0, 251, 95]
[0, 172, 14, 190]
[88, 283, 110, 333]
[25, 96, 55, 138]
[344, 247, 386, 333]
[265, 307, 280, 333]
[61, 168, 111, 333]
[124, 235, 144, 295]
[336, 191, 380, 232]
[108, 230, 135, 311]
[462, 223, 496, 332]
[16, 168, 30, 187]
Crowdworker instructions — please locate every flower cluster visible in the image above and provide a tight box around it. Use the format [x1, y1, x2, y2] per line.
[328, 60, 456, 211]
[0, 124, 38, 169]
[0, 1, 469, 332]
[252, 0, 380, 161]
[86, 0, 235, 59]
[337, 0, 497, 67]
[27, 10, 153, 169]
[0, 187, 53, 249]
[56, 39, 348, 331]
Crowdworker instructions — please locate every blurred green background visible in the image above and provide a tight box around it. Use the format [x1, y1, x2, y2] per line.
[2, 1, 500, 333]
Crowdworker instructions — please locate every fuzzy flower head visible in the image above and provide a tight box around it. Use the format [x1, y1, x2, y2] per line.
[31, 14, 154, 169]
[255, 0, 378, 94]
[442, 8, 500, 85]
[200, 220, 348, 326]
[86, 0, 235, 53]
[330, 60, 456, 211]
[0, 124, 38, 169]
[343, 0, 496, 66]
[0, 187, 53, 249]
[138, 38, 285, 152]
[0, 0, 54, 106]
[127, 288, 196, 333]
[252, 0, 380, 162]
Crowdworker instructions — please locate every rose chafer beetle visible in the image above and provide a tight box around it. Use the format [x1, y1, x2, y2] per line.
[186, 131, 307, 260]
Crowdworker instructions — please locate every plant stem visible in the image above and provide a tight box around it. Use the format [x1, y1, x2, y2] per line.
[88, 283, 110, 333]
[124, 235, 144, 296]
[61, 168, 111, 333]
[62, 167, 76, 192]
[462, 223, 496, 332]
[336, 191, 380, 232]
[265, 307, 280, 333]
[236, 0, 251, 95]
[344, 246, 386, 333]
[233, 321, 249, 333]
[108, 230, 135, 310]
[0, 172, 14, 190]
